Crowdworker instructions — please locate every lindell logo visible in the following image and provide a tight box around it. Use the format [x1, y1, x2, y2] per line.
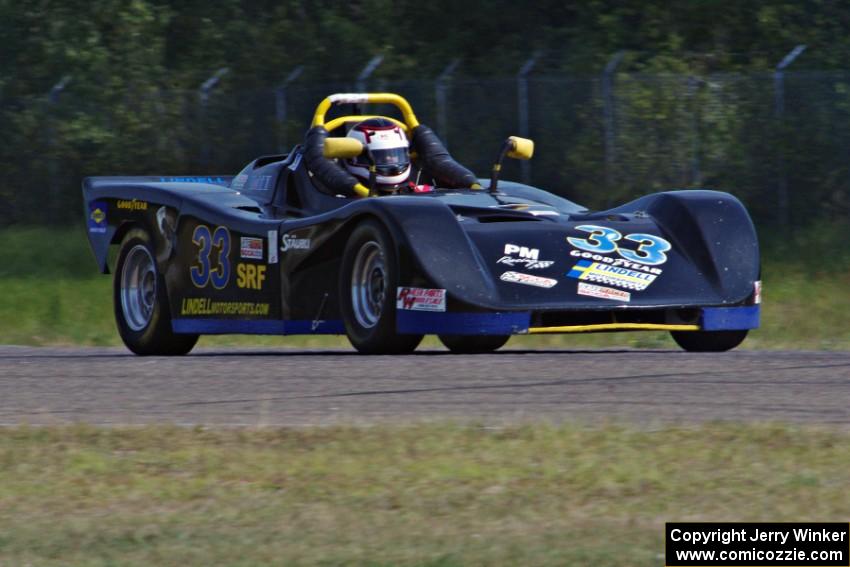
[504, 244, 539, 260]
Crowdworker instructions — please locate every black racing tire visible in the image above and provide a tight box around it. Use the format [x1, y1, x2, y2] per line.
[340, 219, 423, 354]
[670, 330, 748, 353]
[113, 227, 198, 356]
[438, 334, 510, 354]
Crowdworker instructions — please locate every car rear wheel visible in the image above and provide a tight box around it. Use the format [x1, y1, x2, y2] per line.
[438, 334, 510, 354]
[340, 219, 423, 354]
[670, 330, 748, 352]
[114, 227, 198, 355]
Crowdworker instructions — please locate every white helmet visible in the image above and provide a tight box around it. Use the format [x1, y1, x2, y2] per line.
[344, 118, 411, 190]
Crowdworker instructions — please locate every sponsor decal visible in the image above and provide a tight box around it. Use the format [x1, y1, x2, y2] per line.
[754, 280, 762, 304]
[497, 257, 555, 270]
[500, 271, 558, 289]
[281, 233, 311, 251]
[160, 176, 228, 185]
[567, 225, 672, 266]
[116, 199, 148, 211]
[88, 200, 108, 233]
[267, 230, 278, 264]
[504, 243, 539, 259]
[180, 298, 269, 316]
[577, 282, 631, 302]
[569, 250, 663, 275]
[396, 287, 447, 312]
[566, 259, 657, 291]
[236, 263, 266, 290]
[499, 243, 555, 270]
[247, 174, 273, 191]
[240, 236, 264, 260]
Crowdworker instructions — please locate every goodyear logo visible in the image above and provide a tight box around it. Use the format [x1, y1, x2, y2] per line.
[567, 259, 657, 291]
[88, 200, 108, 233]
[116, 199, 148, 211]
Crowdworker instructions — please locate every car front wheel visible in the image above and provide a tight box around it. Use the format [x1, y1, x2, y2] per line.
[114, 227, 198, 355]
[340, 219, 423, 354]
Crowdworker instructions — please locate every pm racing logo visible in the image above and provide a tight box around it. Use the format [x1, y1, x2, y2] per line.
[497, 243, 554, 270]
[565, 225, 670, 291]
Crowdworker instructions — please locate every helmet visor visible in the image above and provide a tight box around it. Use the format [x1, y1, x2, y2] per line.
[351, 147, 410, 176]
[373, 147, 409, 166]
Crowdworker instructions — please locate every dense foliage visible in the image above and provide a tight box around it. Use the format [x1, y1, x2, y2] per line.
[1, 0, 848, 225]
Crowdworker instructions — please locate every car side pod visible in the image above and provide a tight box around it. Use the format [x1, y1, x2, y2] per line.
[489, 136, 534, 194]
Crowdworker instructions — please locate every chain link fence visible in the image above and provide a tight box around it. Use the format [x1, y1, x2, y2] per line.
[2, 71, 849, 229]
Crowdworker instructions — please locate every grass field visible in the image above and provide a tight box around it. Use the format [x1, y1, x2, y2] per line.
[1, 225, 848, 350]
[1, 423, 849, 566]
[1, 228, 848, 567]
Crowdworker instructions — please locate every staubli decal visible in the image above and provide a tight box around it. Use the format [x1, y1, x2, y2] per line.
[281, 233, 311, 252]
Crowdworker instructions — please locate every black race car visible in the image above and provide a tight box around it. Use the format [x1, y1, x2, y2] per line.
[83, 93, 760, 355]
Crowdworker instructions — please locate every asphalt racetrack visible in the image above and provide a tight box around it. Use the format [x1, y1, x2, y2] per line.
[1, 346, 848, 426]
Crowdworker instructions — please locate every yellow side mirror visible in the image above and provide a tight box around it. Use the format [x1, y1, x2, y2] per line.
[323, 137, 364, 159]
[506, 136, 534, 160]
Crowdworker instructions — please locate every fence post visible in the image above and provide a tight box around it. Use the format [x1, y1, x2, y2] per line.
[198, 67, 229, 168]
[275, 65, 304, 153]
[774, 44, 806, 229]
[602, 51, 624, 187]
[47, 75, 71, 223]
[687, 76, 704, 186]
[517, 52, 541, 184]
[355, 55, 384, 92]
[435, 59, 461, 147]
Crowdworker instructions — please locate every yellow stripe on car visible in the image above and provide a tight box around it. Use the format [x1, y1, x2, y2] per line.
[527, 323, 701, 334]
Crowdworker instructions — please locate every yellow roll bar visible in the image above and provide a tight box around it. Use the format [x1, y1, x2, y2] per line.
[311, 93, 420, 130]
[323, 115, 408, 134]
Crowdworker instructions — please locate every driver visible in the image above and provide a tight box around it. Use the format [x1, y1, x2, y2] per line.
[303, 111, 480, 197]
[343, 118, 414, 193]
